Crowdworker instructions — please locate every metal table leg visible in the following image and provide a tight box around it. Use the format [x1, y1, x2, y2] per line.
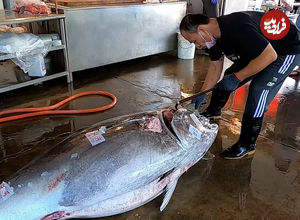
[60, 18, 72, 83]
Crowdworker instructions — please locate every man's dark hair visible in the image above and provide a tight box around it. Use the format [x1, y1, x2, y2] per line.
[180, 14, 210, 32]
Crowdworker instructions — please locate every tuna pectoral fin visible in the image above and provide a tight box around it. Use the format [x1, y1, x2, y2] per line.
[159, 179, 178, 212]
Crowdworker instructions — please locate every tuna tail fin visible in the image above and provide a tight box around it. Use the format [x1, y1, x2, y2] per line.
[159, 179, 178, 212]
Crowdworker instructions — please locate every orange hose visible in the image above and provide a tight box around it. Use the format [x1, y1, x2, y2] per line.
[0, 91, 117, 123]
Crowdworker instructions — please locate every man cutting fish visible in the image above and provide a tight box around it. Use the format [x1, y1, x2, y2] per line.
[179, 11, 300, 159]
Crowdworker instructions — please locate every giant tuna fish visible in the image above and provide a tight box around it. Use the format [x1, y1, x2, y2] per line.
[0, 108, 218, 220]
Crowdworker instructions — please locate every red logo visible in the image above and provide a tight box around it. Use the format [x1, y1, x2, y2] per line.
[260, 10, 290, 40]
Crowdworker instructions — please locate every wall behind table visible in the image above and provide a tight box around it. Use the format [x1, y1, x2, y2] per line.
[220, 0, 250, 80]
[224, 0, 249, 14]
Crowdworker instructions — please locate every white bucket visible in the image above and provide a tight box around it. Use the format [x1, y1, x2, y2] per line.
[177, 32, 195, 60]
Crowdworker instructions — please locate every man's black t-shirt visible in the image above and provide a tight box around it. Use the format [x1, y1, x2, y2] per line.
[209, 11, 300, 62]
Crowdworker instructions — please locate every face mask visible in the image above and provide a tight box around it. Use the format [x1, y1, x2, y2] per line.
[200, 31, 216, 49]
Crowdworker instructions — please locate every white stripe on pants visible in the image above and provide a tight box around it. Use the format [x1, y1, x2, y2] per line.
[279, 55, 295, 74]
[253, 90, 269, 118]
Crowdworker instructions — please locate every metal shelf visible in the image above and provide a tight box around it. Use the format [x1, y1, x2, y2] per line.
[0, 10, 72, 94]
[0, 10, 65, 25]
[0, 45, 66, 61]
[0, 71, 68, 93]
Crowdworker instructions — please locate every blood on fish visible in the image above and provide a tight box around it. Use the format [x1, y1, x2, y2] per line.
[0, 182, 13, 201]
[145, 117, 162, 133]
[180, 163, 193, 174]
[48, 173, 66, 191]
[40, 211, 69, 220]
[0, 186, 10, 197]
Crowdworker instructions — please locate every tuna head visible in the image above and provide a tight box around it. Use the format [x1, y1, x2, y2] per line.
[168, 108, 218, 166]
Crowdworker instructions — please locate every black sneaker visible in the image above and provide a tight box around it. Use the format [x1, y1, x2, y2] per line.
[221, 142, 256, 159]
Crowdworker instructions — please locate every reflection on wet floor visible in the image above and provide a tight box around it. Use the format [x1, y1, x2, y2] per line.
[0, 52, 300, 219]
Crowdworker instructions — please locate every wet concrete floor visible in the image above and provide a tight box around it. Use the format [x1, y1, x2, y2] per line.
[0, 52, 300, 219]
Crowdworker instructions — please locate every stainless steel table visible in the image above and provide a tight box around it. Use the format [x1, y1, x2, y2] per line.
[63, 2, 187, 73]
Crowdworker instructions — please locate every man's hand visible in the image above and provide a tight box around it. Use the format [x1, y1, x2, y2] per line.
[217, 73, 241, 92]
[192, 94, 206, 109]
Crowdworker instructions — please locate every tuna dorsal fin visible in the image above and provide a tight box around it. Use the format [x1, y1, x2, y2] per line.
[159, 179, 178, 211]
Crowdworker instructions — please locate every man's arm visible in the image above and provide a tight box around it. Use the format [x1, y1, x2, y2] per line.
[235, 43, 277, 81]
[201, 56, 224, 91]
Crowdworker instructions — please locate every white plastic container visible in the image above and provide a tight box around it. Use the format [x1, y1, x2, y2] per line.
[255, 0, 262, 11]
[28, 54, 46, 77]
[177, 32, 195, 60]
